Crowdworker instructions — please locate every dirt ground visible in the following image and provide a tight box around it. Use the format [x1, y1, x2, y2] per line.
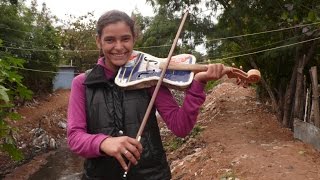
[0, 89, 69, 178]
[1, 81, 320, 180]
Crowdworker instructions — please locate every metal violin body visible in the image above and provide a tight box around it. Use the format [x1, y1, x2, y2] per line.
[115, 51, 197, 90]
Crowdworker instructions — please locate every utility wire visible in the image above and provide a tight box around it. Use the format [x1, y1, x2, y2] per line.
[0, 24, 33, 35]
[3, 46, 98, 52]
[207, 36, 320, 62]
[136, 21, 320, 49]
[1, 21, 320, 51]
[9, 36, 320, 74]
[200, 34, 303, 63]
[4, 35, 303, 66]
[11, 66, 79, 75]
[200, 21, 320, 44]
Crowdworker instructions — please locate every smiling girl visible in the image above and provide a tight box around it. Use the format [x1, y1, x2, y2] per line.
[67, 10, 226, 180]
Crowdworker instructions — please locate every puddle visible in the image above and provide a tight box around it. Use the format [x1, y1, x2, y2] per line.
[28, 143, 84, 180]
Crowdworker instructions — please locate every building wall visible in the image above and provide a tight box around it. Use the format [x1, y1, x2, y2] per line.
[53, 67, 75, 91]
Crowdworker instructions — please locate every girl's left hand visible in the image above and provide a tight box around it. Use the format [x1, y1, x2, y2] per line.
[194, 63, 228, 83]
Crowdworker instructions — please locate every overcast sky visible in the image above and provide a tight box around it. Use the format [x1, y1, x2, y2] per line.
[27, 0, 155, 20]
[25, 0, 207, 54]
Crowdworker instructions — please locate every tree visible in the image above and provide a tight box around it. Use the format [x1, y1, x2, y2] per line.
[20, 0, 61, 94]
[0, 41, 32, 160]
[59, 13, 99, 72]
[0, 0, 65, 160]
[135, 7, 180, 58]
[1, 0, 62, 94]
[135, 1, 207, 61]
[146, 0, 320, 128]
[0, 0, 33, 160]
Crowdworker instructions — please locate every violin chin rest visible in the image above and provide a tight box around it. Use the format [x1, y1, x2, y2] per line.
[247, 69, 261, 83]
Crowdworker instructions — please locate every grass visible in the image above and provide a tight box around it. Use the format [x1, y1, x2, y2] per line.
[205, 80, 220, 92]
[163, 125, 204, 151]
[220, 170, 238, 180]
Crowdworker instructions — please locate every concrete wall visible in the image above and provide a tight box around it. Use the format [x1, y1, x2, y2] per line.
[53, 66, 75, 91]
[294, 118, 320, 150]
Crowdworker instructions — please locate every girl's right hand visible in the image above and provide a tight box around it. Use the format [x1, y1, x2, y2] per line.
[99, 136, 143, 171]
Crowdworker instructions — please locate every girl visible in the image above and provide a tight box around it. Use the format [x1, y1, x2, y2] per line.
[67, 10, 227, 180]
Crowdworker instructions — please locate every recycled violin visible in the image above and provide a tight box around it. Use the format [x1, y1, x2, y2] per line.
[115, 51, 261, 90]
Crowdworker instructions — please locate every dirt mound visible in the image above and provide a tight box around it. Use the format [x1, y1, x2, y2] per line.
[165, 82, 320, 180]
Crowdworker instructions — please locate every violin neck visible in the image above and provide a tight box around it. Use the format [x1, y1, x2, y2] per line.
[159, 62, 208, 73]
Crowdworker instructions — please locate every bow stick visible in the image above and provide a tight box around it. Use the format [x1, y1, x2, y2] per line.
[123, 9, 189, 178]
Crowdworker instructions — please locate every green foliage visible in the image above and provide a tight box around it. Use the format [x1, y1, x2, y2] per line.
[59, 12, 98, 72]
[205, 80, 220, 92]
[134, 4, 208, 58]
[189, 125, 204, 138]
[163, 137, 184, 151]
[0, 0, 62, 94]
[163, 125, 204, 151]
[20, 1, 61, 93]
[0, 0, 37, 161]
[220, 170, 237, 180]
[146, 0, 319, 127]
[0, 42, 32, 161]
[135, 7, 178, 57]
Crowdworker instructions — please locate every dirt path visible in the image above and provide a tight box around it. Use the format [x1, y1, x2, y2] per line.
[0, 90, 70, 178]
[167, 82, 320, 180]
[1, 82, 320, 180]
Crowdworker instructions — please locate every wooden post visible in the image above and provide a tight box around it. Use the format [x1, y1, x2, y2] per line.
[304, 88, 310, 122]
[307, 87, 312, 123]
[294, 67, 305, 119]
[309, 66, 319, 127]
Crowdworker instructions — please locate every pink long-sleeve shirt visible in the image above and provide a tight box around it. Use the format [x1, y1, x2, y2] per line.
[67, 58, 206, 158]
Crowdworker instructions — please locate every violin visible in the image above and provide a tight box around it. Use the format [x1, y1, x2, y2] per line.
[115, 51, 261, 90]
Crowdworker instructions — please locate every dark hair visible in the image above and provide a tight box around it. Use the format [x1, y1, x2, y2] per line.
[96, 10, 135, 38]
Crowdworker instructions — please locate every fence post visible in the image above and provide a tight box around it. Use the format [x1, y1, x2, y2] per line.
[309, 66, 319, 127]
[304, 88, 310, 122]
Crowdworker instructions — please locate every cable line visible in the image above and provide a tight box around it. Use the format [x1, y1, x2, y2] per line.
[4, 46, 99, 52]
[200, 21, 320, 44]
[204, 34, 303, 61]
[1, 21, 319, 51]
[207, 36, 320, 61]
[9, 36, 320, 73]
[11, 66, 78, 75]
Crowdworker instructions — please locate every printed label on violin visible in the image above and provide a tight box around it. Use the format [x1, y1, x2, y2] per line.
[115, 51, 196, 90]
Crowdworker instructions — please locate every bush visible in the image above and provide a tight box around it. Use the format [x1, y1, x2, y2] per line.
[0, 43, 33, 160]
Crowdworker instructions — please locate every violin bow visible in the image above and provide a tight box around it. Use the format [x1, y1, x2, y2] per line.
[123, 8, 189, 178]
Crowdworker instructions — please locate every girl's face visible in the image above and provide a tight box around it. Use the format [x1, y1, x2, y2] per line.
[96, 21, 134, 72]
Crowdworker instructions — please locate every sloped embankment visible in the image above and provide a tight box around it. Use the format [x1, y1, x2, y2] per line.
[165, 82, 320, 180]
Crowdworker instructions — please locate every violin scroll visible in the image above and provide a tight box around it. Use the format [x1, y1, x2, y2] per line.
[225, 67, 261, 87]
[247, 69, 261, 83]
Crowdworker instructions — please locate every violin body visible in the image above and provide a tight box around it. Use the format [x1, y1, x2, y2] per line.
[115, 51, 261, 90]
[115, 51, 197, 90]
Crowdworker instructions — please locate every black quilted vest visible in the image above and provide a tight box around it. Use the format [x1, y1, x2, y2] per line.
[83, 64, 171, 180]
